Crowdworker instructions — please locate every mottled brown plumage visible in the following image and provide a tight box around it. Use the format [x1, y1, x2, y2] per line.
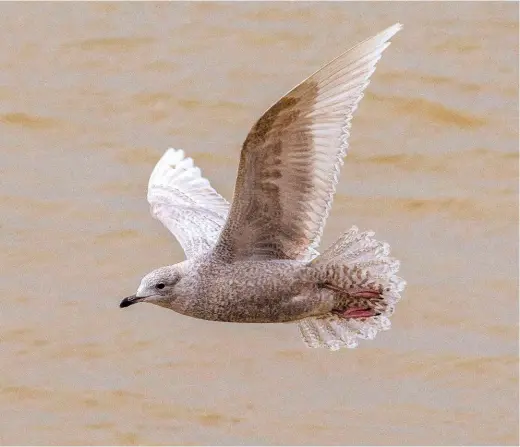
[121, 24, 406, 350]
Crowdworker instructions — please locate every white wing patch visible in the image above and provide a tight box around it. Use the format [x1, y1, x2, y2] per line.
[147, 148, 230, 259]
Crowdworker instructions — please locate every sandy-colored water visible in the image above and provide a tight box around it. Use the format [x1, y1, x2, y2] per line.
[1, 2, 518, 445]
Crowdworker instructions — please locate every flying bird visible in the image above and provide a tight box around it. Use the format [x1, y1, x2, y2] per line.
[120, 24, 406, 350]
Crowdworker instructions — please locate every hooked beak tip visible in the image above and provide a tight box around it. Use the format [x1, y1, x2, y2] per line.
[120, 295, 140, 308]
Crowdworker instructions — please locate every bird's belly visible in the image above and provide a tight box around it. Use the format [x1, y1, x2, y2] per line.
[186, 261, 315, 323]
[189, 293, 308, 323]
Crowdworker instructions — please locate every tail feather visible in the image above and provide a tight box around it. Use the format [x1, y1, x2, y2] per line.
[312, 226, 389, 265]
[297, 226, 406, 351]
[299, 314, 392, 350]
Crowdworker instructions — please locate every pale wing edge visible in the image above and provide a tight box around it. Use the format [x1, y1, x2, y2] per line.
[147, 148, 230, 258]
[303, 24, 402, 251]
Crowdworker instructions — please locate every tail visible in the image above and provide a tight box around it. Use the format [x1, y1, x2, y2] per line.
[297, 226, 406, 351]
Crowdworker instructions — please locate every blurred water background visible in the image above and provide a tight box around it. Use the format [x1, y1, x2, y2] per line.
[0, 2, 518, 445]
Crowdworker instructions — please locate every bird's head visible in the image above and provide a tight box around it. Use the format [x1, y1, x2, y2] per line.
[120, 262, 187, 310]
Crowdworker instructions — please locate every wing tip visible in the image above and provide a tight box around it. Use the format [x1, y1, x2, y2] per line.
[367, 22, 403, 48]
[148, 147, 187, 191]
[162, 147, 186, 164]
[388, 22, 403, 34]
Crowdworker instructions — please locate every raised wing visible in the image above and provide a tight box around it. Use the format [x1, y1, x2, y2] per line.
[214, 24, 402, 262]
[148, 148, 230, 259]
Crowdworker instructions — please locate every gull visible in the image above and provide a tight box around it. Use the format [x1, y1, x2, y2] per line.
[120, 24, 406, 350]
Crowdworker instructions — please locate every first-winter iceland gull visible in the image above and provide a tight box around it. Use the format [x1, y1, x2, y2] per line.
[120, 24, 406, 351]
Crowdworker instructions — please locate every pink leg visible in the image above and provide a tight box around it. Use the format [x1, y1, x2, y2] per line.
[340, 308, 377, 318]
[327, 286, 384, 319]
[332, 307, 378, 318]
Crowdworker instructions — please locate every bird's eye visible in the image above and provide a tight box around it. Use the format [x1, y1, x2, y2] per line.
[156, 283, 165, 290]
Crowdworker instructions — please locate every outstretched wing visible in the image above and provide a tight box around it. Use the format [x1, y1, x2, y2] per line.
[214, 24, 402, 262]
[148, 148, 230, 259]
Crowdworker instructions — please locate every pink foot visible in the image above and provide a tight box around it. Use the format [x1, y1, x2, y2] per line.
[335, 308, 377, 318]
